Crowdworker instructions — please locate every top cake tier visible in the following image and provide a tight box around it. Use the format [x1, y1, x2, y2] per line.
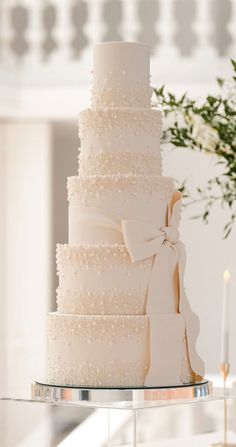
[91, 42, 152, 108]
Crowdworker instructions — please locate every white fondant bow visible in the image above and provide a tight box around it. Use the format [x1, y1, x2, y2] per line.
[121, 192, 185, 385]
[121, 192, 181, 317]
[122, 192, 204, 385]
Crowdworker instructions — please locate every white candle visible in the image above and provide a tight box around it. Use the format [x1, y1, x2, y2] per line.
[221, 270, 230, 364]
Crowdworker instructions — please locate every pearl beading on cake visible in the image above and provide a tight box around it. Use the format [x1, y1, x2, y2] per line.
[67, 174, 174, 202]
[48, 313, 148, 344]
[79, 150, 162, 176]
[56, 286, 147, 315]
[47, 359, 149, 387]
[78, 108, 162, 138]
[91, 85, 152, 108]
[56, 244, 153, 274]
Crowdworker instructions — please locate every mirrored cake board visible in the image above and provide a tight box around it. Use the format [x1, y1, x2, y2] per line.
[31, 379, 212, 410]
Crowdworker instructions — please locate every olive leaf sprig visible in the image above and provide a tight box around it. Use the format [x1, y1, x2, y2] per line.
[152, 59, 236, 238]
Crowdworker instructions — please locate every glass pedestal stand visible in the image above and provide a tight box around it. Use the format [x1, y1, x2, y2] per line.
[32, 379, 211, 446]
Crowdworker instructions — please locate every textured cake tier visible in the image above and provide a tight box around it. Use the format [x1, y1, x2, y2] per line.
[79, 150, 162, 176]
[56, 286, 147, 315]
[91, 84, 152, 108]
[92, 42, 151, 108]
[78, 109, 162, 172]
[47, 313, 194, 387]
[56, 244, 179, 316]
[47, 313, 149, 387]
[57, 244, 152, 313]
[68, 174, 174, 245]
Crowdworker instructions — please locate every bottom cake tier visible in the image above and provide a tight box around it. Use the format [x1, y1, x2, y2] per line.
[47, 313, 195, 387]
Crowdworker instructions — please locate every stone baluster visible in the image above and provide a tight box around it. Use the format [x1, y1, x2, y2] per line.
[79, 0, 105, 76]
[84, 0, 105, 46]
[49, 0, 71, 64]
[154, 0, 178, 58]
[0, 0, 18, 66]
[192, 0, 216, 58]
[119, 0, 140, 41]
[23, 0, 42, 66]
[227, 0, 236, 56]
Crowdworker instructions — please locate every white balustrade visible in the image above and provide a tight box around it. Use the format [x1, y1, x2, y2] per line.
[227, 0, 236, 56]
[0, 0, 232, 88]
[119, 0, 140, 42]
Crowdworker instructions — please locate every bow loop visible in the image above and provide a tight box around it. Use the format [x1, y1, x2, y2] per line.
[162, 226, 180, 244]
[122, 220, 165, 262]
[122, 216, 180, 263]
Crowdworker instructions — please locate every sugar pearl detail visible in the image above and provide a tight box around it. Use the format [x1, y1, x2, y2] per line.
[56, 243, 153, 274]
[78, 108, 162, 140]
[67, 174, 174, 202]
[79, 150, 162, 176]
[48, 313, 148, 343]
[47, 358, 149, 387]
[91, 83, 152, 108]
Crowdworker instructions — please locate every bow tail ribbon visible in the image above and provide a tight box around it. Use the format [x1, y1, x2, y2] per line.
[144, 241, 204, 385]
[123, 220, 205, 385]
[176, 241, 205, 379]
[144, 242, 185, 386]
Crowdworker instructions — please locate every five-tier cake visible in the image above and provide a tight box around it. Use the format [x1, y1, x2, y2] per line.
[47, 42, 204, 388]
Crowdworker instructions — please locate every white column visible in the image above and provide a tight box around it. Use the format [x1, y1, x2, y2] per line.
[192, 0, 217, 58]
[0, 120, 52, 445]
[4, 121, 53, 396]
[0, 125, 7, 447]
[154, 0, 179, 58]
[119, 0, 140, 41]
[227, 0, 236, 56]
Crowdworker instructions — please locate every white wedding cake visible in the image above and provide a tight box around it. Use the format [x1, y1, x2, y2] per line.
[47, 42, 204, 388]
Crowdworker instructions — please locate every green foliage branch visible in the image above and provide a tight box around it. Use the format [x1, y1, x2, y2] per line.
[152, 60, 236, 237]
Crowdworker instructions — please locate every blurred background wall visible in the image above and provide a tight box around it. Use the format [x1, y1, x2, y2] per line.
[0, 0, 236, 445]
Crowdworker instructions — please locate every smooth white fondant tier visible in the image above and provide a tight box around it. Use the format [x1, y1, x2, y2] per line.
[92, 42, 151, 108]
[56, 244, 179, 316]
[47, 313, 194, 387]
[68, 175, 174, 245]
[79, 150, 162, 176]
[78, 108, 162, 159]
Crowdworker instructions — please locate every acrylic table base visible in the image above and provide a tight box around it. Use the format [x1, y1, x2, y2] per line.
[212, 444, 236, 446]
[31, 379, 211, 409]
